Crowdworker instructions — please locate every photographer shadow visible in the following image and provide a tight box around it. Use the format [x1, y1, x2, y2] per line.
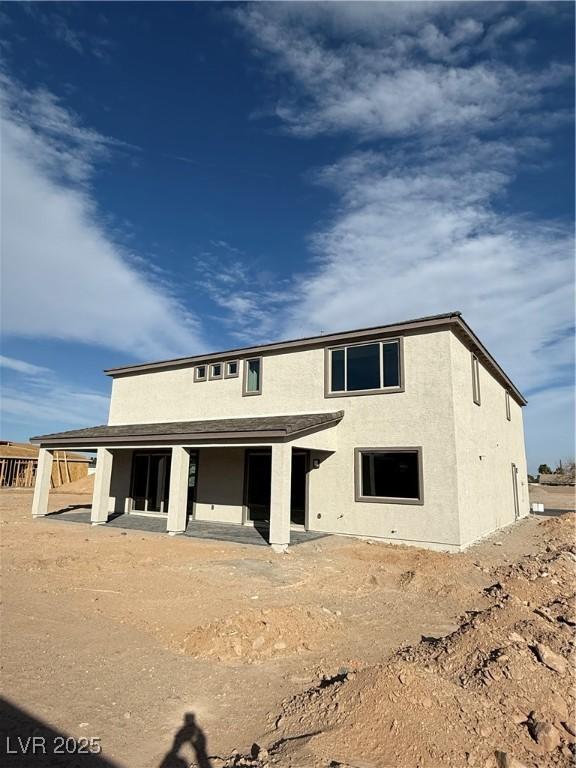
[159, 712, 212, 768]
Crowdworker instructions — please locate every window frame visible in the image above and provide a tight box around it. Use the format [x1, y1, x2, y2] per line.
[225, 360, 240, 379]
[325, 337, 404, 397]
[243, 356, 262, 396]
[194, 365, 207, 382]
[209, 362, 223, 381]
[505, 390, 511, 421]
[354, 447, 424, 505]
[472, 354, 481, 405]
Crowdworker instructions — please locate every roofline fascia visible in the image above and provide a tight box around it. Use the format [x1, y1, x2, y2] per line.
[104, 313, 460, 377]
[102, 312, 526, 407]
[452, 316, 527, 406]
[30, 414, 344, 448]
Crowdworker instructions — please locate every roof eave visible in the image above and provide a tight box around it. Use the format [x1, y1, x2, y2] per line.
[30, 412, 344, 448]
[104, 312, 462, 377]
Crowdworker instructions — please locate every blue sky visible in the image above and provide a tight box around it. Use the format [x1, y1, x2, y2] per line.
[0, 1, 574, 472]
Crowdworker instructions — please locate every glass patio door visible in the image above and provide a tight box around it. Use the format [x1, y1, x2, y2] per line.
[131, 452, 171, 513]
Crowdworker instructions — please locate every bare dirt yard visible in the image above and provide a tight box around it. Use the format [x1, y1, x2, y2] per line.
[1, 487, 574, 768]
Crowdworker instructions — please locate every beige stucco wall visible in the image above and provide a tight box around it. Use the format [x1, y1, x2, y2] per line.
[108, 449, 133, 513]
[449, 334, 529, 547]
[304, 331, 461, 550]
[108, 330, 463, 549]
[194, 447, 245, 524]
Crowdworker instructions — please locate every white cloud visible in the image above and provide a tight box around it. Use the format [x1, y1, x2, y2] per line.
[0, 351, 109, 438]
[0, 73, 207, 361]
[236, 2, 575, 463]
[282, 149, 573, 393]
[194, 242, 291, 343]
[238, 5, 571, 140]
[2, 377, 110, 432]
[0, 355, 51, 376]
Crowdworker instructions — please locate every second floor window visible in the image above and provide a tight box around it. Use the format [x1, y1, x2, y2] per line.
[472, 354, 481, 405]
[210, 363, 223, 380]
[244, 357, 262, 395]
[328, 340, 401, 394]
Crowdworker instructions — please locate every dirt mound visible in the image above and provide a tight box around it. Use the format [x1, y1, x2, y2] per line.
[54, 474, 94, 494]
[229, 514, 576, 767]
[180, 606, 343, 664]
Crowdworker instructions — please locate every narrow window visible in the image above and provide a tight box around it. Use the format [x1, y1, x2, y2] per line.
[209, 363, 223, 380]
[472, 354, 481, 405]
[505, 390, 511, 421]
[244, 357, 262, 395]
[331, 349, 345, 392]
[194, 365, 207, 382]
[225, 360, 239, 378]
[382, 341, 400, 387]
[356, 449, 423, 503]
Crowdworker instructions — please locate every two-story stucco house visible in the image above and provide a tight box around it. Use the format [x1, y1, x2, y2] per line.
[30, 312, 529, 552]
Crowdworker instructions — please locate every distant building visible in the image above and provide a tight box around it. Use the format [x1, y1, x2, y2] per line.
[538, 473, 576, 487]
[0, 442, 90, 489]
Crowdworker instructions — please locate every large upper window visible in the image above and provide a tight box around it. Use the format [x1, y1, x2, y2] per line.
[356, 448, 423, 504]
[243, 357, 262, 395]
[328, 340, 401, 395]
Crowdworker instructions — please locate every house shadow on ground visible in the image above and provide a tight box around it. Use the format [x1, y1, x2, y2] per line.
[0, 697, 119, 767]
[1, 698, 216, 768]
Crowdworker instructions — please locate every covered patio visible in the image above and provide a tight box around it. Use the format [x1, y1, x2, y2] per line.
[44, 506, 328, 546]
[30, 412, 342, 551]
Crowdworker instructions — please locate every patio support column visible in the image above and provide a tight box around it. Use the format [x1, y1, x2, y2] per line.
[269, 443, 291, 552]
[31, 448, 53, 518]
[167, 446, 190, 535]
[91, 447, 113, 525]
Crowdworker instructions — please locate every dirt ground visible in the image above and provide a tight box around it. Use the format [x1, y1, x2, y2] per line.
[1, 488, 574, 768]
[528, 483, 575, 510]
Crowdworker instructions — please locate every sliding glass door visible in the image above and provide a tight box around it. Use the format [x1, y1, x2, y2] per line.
[131, 452, 171, 513]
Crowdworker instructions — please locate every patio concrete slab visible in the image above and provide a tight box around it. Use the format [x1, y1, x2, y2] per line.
[45, 507, 328, 546]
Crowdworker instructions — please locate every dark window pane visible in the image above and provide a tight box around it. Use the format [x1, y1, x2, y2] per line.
[132, 455, 148, 499]
[362, 451, 420, 499]
[163, 456, 172, 503]
[212, 364, 221, 377]
[228, 361, 238, 375]
[147, 455, 162, 511]
[383, 342, 400, 387]
[196, 366, 206, 379]
[331, 349, 345, 392]
[347, 344, 380, 391]
[361, 453, 372, 495]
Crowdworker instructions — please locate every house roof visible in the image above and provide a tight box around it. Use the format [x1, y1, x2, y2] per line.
[30, 411, 344, 448]
[103, 311, 527, 406]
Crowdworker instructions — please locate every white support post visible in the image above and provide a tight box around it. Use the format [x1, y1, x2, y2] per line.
[31, 449, 54, 518]
[167, 446, 190, 535]
[91, 448, 113, 525]
[269, 443, 292, 552]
